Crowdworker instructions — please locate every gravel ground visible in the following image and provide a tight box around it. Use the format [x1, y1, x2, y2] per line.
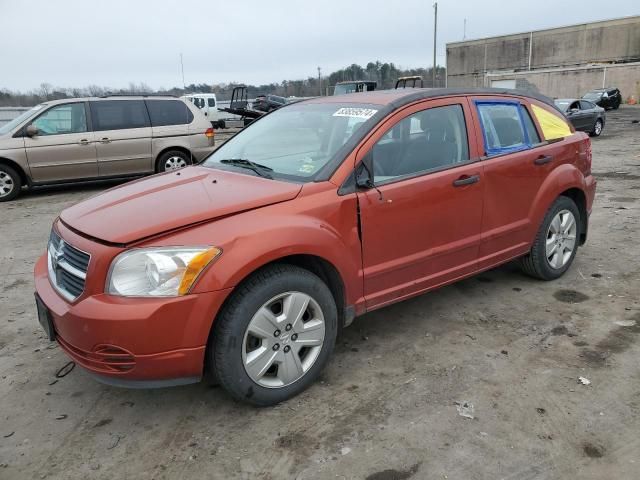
[1, 108, 639, 480]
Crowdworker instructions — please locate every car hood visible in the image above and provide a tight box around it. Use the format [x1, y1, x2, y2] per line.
[60, 166, 303, 244]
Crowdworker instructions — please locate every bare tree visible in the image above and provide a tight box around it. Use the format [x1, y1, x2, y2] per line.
[39, 83, 52, 100]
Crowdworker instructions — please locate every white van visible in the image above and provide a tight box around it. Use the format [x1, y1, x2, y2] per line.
[181, 94, 225, 128]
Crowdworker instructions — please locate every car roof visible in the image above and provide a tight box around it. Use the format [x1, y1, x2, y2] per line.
[555, 98, 578, 102]
[38, 95, 181, 106]
[302, 87, 559, 111]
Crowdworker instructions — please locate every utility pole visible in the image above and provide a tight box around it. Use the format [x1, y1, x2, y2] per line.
[463, 18, 467, 40]
[318, 67, 322, 96]
[433, 2, 438, 87]
[180, 53, 186, 91]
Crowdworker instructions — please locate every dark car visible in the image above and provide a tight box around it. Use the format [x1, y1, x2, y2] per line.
[253, 94, 287, 113]
[555, 99, 605, 137]
[582, 88, 622, 110]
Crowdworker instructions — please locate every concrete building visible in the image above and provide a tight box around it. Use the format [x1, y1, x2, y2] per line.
[446, 16, 640, 100]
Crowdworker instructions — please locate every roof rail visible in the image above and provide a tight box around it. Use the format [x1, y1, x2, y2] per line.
[98, 93, 178, 98]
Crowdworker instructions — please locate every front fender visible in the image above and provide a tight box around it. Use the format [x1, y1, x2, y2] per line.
[155, 190, 363, 308]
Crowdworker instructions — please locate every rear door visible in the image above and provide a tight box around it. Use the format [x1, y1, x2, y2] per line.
[357, 98, 484, 309]
[146, 99, 197, 164]
[90, 100, 152, 176]
[470, 98, 560, 268]
[24, 102, 98, 182]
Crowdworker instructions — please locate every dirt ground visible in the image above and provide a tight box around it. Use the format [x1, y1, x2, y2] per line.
[1, 109, 639, 480]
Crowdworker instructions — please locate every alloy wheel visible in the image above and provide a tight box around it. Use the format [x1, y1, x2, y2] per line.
[546, 209, 577, 269]
[0, 171, 15, 198]
[595, 121, 602, 135]
[242, 291, 325, 388]
[164, 156, 188, 171]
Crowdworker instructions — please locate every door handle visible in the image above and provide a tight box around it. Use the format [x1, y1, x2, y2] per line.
[452, 174, 480, 187]
[534, 155, 553, 165]
[99, 137, 111, 144]
[78, 139, 90, 145]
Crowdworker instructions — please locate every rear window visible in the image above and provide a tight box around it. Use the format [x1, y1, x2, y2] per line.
[146, 100, 194, 126]
[90, 100, 150, 131]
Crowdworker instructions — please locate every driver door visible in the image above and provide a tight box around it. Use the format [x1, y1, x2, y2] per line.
[24, 102, 98, 182]
[356, 98, 484, 310]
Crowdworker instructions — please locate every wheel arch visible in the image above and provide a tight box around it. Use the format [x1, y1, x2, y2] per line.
[154, 146, 194, 172]
[559, 187, 588, 245]
[214, 253, 350, 330]
[0, 157, 30, 187]
[528, 164, 589, 245]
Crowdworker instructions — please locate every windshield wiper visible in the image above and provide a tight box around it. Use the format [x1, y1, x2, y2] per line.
[219, 158, 274, 179]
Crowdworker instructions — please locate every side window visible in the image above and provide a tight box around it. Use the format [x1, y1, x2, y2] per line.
[207, 98, 216, 107]
[32, 103, 87, 135]
[522, 107, 541, 144]
[146, 100, 194, 126]
[476, 102, 539, 155]
[579, 100, 593, 110]
[370, 104, 469, 183]
[90, 100, 149, 131]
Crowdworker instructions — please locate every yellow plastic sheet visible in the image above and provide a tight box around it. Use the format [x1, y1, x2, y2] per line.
[531, 104, 572, 140]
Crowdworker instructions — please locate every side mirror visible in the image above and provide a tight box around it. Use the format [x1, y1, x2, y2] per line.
[26, 125, 38, 137]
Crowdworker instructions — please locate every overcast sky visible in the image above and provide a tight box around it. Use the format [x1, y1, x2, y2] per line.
[0, 0, 637, 91]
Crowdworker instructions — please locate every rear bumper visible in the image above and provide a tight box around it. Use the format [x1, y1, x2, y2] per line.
[582, 174, 597, 244]
[34, 253, 232, 385]
[191, 145, 215, 163]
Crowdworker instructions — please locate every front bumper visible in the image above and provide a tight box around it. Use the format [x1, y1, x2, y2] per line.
[34, 253, 232, 385]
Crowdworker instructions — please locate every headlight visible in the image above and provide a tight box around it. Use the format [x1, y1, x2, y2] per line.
[107, 247, 221, 297]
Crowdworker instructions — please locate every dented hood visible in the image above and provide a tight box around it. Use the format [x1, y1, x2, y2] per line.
[59, 167, 302, 244]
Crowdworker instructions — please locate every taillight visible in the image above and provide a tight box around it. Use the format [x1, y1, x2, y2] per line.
[205, 127, 215, 138]
[585, 139, 592, 176]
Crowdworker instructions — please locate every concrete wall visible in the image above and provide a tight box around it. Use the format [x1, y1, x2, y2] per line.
[480, 63, 640, 99]
[447, 16, 640, 80]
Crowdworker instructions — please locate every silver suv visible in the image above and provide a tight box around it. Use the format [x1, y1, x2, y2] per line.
[0, 96, 215, 201]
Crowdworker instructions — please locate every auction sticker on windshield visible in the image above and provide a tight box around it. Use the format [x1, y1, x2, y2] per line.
[333, 107, 378, 119]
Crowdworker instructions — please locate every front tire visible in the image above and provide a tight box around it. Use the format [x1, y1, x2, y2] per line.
[590, 119, 603, 137]
[519, 196, 580, 281]
[211, 264, 338, 406]
[156, 150, 192, 173]
[0, 164, 22, 202]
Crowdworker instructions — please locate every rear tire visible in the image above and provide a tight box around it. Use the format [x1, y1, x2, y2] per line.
[210, 264, 338, 406]
[518, 196, 580, 281]
[156, 150, 192, 173]
[589, 119, 603, 137]
[0, 164, 22, 202]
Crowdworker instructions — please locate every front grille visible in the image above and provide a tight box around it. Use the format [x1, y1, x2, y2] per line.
[48, 229, 90, 301]
[57, 336, 136, 374]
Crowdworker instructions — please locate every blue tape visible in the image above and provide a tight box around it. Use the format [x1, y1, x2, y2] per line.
[474, 100, 534, 156]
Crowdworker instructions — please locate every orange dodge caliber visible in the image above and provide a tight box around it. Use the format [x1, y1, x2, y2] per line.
[34, 88, 596, 405]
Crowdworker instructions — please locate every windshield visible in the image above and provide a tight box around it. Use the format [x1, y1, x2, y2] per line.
[0, 105, 45, 135]
[554, 101, 570, 111]
[203, 102, 380, 181]
[334, 84, 358, 95]
[583, 92, 602, 100]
